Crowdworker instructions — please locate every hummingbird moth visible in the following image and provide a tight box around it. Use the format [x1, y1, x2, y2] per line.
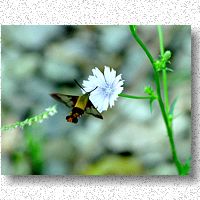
[50, 80, 103, 123]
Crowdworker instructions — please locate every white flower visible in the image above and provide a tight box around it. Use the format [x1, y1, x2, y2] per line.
[82, 66, 124, 112]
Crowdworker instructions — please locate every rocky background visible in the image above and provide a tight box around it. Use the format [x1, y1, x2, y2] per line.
[1, 25, 191, 175]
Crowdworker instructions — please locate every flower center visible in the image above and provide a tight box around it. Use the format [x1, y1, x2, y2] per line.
[104, 85, 113, 96]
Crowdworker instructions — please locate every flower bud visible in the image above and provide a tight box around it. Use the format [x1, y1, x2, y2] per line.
[163, 50, 172, 61]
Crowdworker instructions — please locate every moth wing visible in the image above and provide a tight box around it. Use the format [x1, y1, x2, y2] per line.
[85, 100, 103, 119]
[50, 93, 78, 108]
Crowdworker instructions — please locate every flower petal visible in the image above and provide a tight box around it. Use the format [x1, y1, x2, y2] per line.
[102, 97, 109, 111]
[92, 67, 106, 85]
[104, 66, 116, 85]
[109, 95, 116, 107]
[82, 80, 95, 88]
[91, 94, 105, 113]
[114, 86, 123, 95]
[110, 68, 117, 84]
[113, 74, 122, 86]
[104, 66, 111, 84]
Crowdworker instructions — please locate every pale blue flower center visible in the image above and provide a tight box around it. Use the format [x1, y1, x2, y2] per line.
[104, 85, 114, 96]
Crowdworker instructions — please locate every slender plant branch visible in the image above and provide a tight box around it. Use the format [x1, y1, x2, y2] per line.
[118, 93, 152, 100]
[1, 105, 57, 131]
[157, 25, 169, 113]
[129, 25, 154, 66]
[129, 25, 183, 175]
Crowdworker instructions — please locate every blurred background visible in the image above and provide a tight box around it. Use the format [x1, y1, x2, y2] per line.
[1, 25, 191, 175]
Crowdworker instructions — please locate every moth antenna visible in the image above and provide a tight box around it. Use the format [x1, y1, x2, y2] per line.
[89, 86, 98, 93]
[74, 79, 86, 92]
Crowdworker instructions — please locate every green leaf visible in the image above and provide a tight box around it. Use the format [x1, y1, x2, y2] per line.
[169, 97, 178, 116]
[166, 67, 174, 72]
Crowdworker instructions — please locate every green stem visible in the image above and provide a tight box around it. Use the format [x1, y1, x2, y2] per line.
[129, 25, 183, 175]
[157, 94, 182, 174]
[118, 93, 152, 100]
[157, 25, 169, 113]
[129, 25, 154, 66]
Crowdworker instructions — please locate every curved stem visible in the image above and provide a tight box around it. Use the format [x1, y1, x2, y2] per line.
[157, 25, 169, 113]
[129, 25, 154, 66]
[119, 93, 152, 100]
[129, 25, 183, 175]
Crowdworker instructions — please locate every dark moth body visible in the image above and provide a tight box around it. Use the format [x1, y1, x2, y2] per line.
[50, 93, 103, 123]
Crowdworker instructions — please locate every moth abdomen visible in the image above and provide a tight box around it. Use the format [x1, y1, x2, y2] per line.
[72, 107, 84, 115]
[66, 115, 78, 123]
[66, 107, 84, 124]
